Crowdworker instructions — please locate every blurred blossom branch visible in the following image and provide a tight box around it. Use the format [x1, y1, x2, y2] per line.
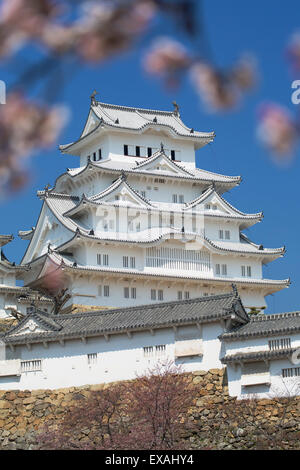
[0, 0, 297, 194]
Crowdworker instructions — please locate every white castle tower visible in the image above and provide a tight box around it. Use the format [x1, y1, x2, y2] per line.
[19, 97, 289, 314]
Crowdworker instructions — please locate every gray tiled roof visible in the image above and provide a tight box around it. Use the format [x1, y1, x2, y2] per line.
[221, 348, 297, 364]
[3, 293, 248, 345]
[220, 312, 300, 341]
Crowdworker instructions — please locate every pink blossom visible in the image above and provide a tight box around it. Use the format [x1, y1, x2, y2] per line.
[0, 93, 68, 194]
[143, 37, 190, 78]
[189, 62, 238, 111]
[257, 103, 298, 157]
[287, 32, 300, 72]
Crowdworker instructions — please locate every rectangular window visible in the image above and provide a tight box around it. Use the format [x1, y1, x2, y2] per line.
[124, 287, 130, 299]
[103, 285, 110, 297]
[97, 254, 101, 265]
[155, 345, 166, 357]
[216, 264, 221, 275]
[282, 367, 300, 378]
[158, 290, 164, 301]
[177, 291, 183, 300]
[269, 338, 291, 351]
[87, 353, 97, 365]
[98, 149, 102, 160]
[241, 266, 246, 277]
[171, 150, 175, 160]
[141, 191, 146, 198]
[93, 152, 96, 161]
[123, 256, 129, 268]
[103, 254, 109, 266]
[151, 289, 156, 300]
[130, 257, 136, 269]
[219, 230, 224, 239]
[147, 147, 152, 157]
[172, 194, 178, 203]
[21, 360, 42, 373]
[205, 204, 211, 210]
[136, 146, 140, 157]
[128, 221, 133, 232]
[221, 264, 227, 275]
[124, 144, 128, 156]
[247, 266, 252, 277]
[225, 230, 230, 240]
[184, 291, 190, 300]
[143, 346, 154, 358]
[131, 287, 136, 299]
[179, 195, 184, 203]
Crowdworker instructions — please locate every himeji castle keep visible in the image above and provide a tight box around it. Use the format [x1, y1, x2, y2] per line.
[0, 97, 299, 399]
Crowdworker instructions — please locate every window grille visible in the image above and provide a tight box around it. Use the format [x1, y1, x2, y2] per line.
[143, 346, 154, 358]
[130, 257, 136, 268]
[269, 338, 291, 350]
[184, 291, 190, 300]
[282, 367, 300, 378]
[155, 345, 166, 357]
[177, 291, 183, 300]
[146, 247, 210, 272]
[151, 289, 156, 300]
[157, 290, 164, 301]
[219, 230, 224, 239]
[103, 285, 110, 297]
[103, 254, 109, 266]
[131, 287, 136, 299]
[172, 194, 178, 203]
[87, 353, 97, 365]
[123, 256, 129, 268]
[225, 230, 230, 240]
[21, 360, 42, 373]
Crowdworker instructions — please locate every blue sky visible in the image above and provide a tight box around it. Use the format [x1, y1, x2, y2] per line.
[1, 0, 299, 314]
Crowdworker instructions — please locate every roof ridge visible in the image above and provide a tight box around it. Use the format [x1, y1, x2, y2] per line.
[56, 293, 235, 319]
[250, 311, 300, 322]
[96, 101, 175, 116]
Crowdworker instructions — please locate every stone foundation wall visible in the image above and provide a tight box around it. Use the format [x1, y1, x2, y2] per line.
[0, 369, 299, 450]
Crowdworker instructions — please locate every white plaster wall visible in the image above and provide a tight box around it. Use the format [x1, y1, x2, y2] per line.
[69, 274, 266, 310]
[227, 357, 300, 399]
[0, 322, 225, 390]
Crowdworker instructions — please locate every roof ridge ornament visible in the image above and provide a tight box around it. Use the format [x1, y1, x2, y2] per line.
[90, 90, 98, 106]
[231, 283, 239, 298]
[120, 170, 127, 181]
[172, 101, 180, 117]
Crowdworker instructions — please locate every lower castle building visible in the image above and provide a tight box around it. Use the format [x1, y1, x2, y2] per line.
[0, 290, 299, 399]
